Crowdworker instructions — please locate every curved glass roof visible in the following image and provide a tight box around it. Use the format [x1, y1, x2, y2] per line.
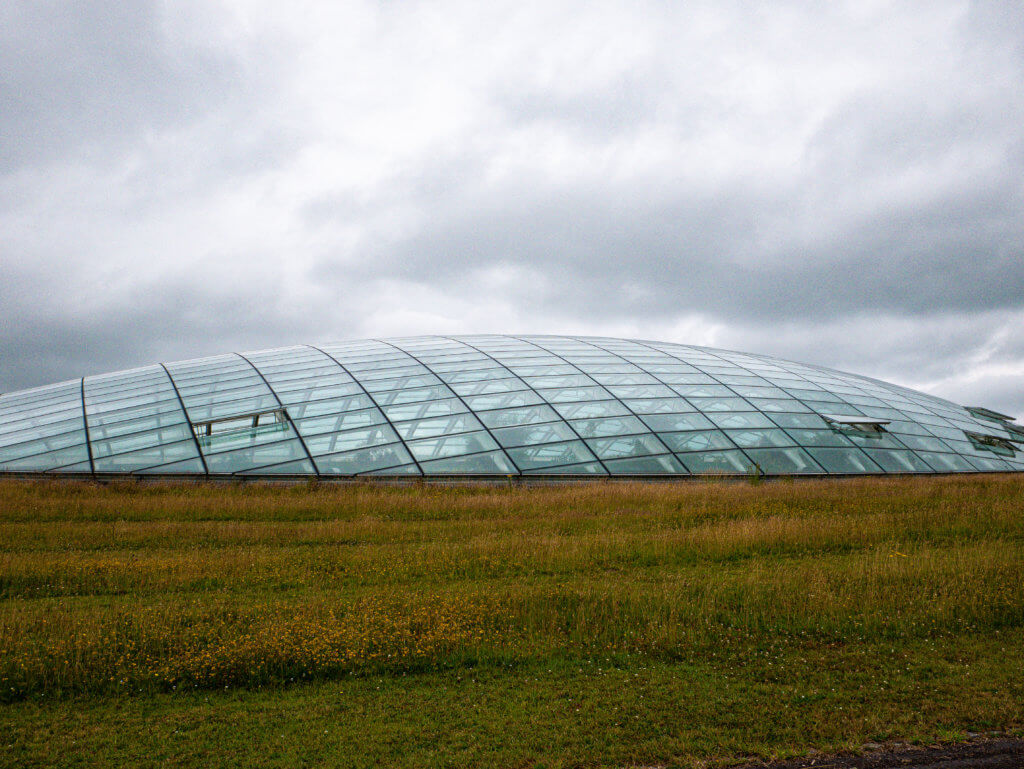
[1, 335, 1022, 477]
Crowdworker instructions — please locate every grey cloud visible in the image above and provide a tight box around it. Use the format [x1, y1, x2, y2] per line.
[0, 276, 327, 393]
[0, 1, 241, 172]
[2, 1, 1022, 421]
[324, 162, 1024, 324]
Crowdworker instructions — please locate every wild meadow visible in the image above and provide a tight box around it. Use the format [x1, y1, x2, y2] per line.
[1, 475, 1022, 767]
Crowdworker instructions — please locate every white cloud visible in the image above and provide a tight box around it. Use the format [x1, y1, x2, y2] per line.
[1, 0, 1022, 417]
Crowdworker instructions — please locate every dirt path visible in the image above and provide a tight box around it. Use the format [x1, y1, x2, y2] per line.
[737, 737, 1024, 768]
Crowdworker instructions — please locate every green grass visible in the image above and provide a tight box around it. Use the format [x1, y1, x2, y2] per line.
[1, 475, 1022, 767]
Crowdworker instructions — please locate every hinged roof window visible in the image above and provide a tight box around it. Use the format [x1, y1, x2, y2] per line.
[191, 409, 288, 443]
[964, 430, 1017, 457]
[966, 406, 1016, 423]
[821, 414, 890, 433]
[1003, 422, 1024, 442]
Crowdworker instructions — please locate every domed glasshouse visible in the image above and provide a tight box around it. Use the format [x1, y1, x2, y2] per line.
[1, 335, 1022, 478]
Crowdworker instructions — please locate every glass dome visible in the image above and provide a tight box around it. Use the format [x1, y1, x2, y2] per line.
[1, 335, 1021, 477]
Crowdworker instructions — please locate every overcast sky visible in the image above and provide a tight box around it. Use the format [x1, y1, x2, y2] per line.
[2, 1, 1022, 416]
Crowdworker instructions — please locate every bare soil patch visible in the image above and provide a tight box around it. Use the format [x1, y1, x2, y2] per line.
[740, 737, 1024, 768]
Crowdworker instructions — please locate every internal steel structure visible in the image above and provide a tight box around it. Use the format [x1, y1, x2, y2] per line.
[1, 335, 1022, 478]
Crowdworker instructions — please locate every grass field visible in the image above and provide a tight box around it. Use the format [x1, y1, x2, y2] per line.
[1, 475, 1022, 767]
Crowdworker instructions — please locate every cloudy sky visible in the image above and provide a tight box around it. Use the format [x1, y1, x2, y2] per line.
[2, 0, 1022, 415]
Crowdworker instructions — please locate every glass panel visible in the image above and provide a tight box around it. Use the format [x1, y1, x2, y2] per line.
[256, 360, 341, 381]
[670, 384, 734, 397]
[374, 385, 451, 406]
[523, 374, 596, 388]
[356, 365, 430, 383]
[924, 424, 970, 442]
[768, 413, 829, 429]
[1, 380, 80, 407]
[462, 391, 543, 411]
[694, 365, 744, 375]
[785, 388, 843, 402]
[605, 384, 676, 399]
[783, 428, 853, 448]
[907, 411, 956, 427]
[843, 395, 888, 407]
[393, 413, 483, 440]
[177, 379, 264, 402]
[287, 395, 375, 419]
[641, 412, 715, 432]
[87, 409, 186, 440]
[915, 452, 975, 472]
[747, 398, 811, 413]
[276, 382, 364, 404]
[382, 398, 468, 422]
[420, 451, 514, 474]
[237, 459, 317, 475]
[962, 455, 1011, 472]
[438, 367, 509, 384]
[0, 444, 89, 472]
[803, 400, 864, 415]
[857, 449, 930, 472]
[493, 421, 577, 448]
[90, 423, 193, 458]
[0, 429, 87, 462]
[727, 385, 788, 399]
[745, 447, 824, 474]
[304, 425, 398, 455]
[92, 440, 199, 473]
[477, 405, 560, 428]
[552, 400, 631, 420]
[134, 457, 206, 475]
[362, 374, 441, 393]
[535, 386, 607, 403]
[523, 462, 606, 475]
[49, 461, 92, 473]
[843, 430, 905, 450]
[315, 444, 414, 475]
[604, 455, 687, 475]
[85, 389, 176, 413]
[186, 395, 281, 423]
[575, 365, 643, 375]
[679, 450, 754, 474]
[858, 406, 909, 420]
[885, 420, 933, 437]
[450, 378, 525, 397]
[85, 394, 182, 420]
[686, 397, 752, 412]
[204, 439, 308, 474]
[294, 408, 386, 436]
[653, 372, 716, 384]
[896, 435, 952, 452]
[661, 430, 734, 453]
[589, 373, 655, 386]
[363, 463, 421, 476]
[571, 416, 648, 439]
[0, 416, 85, 444]
[806, 447, 883, 474]
[716, 375, 774, 388]
[707, 412, 775, 429]
[0, 405, 83, 434]
[587, 433, 665, 459]
[725, 428, 795, 449]
[506, 440, 597, 470]
[506, 364, 576, 377]
[623, 398, 696, 415]
[406, 431, 499, 460]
